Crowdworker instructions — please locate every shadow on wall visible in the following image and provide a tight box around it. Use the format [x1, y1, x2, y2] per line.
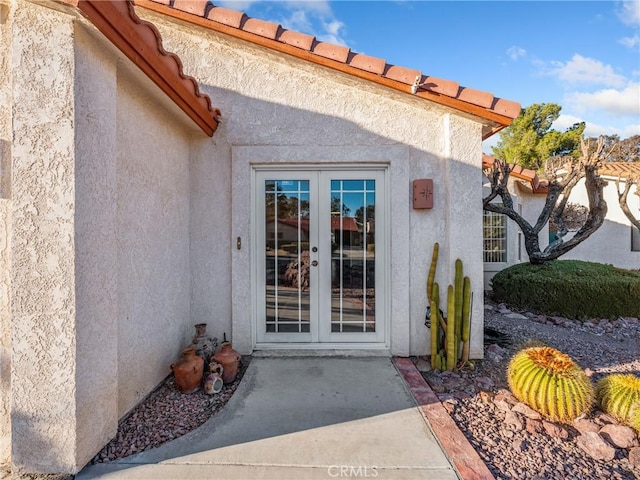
[0, 139, 10, 199]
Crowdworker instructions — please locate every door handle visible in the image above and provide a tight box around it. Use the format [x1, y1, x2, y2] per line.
[311, 260, 318, 267]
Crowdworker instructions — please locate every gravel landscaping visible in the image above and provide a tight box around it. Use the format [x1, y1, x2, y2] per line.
[420, 298, 640, 480]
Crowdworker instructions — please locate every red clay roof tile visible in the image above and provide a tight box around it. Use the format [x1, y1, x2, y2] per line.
[78, 0, 219, 136]
[206, 6, 245, 28]
[312, 41, 351, 63]
[420, 76, 459, 97]
[135, 0, 521, 131]
[384, 64, 421, 85]
[348, 53, 386, 75]
[457, 87, 494, 109]
[172, 0, 211, 17]
[483, 155, 548, 194]
[243, 17, 280, 39]
[277, 29, 315, 51]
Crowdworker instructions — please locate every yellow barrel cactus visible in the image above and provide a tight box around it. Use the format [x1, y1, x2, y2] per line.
[596, 374, 640, 430]
[507, 346, 594, 423]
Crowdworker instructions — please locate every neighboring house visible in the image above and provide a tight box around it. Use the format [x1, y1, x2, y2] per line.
[482, 155, 548, 288]
[560, 162, 640, 269]
[0, 0, 520, 473]
[481, 158, 640, 287]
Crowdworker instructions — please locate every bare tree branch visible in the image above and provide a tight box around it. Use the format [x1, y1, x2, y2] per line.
[617, 175, 640, 231]
[482, 136, 608, 264]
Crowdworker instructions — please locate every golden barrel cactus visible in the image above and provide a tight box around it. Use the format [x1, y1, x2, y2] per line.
[631, 404, 640, 433]
[596, 374, 640, 428]
[507, 346, 594, 423]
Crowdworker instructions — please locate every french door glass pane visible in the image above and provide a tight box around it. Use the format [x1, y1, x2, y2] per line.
[264, 180, 310, 333]
[330, 179, 376, 333]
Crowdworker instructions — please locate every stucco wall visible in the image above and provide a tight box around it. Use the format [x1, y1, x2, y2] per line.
[0, 0, 13, 464]
[115, 66, 193, 418]
[74, 24, 119, 466]
[11, 1, 78, 472]
[142, 10, 487, 358]
[562, 177, 640, 269]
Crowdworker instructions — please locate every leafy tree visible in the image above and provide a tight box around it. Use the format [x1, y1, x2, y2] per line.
[491, 103, 585, 170]
[589, 134, 640, 163]
[484, 137, 608, 265]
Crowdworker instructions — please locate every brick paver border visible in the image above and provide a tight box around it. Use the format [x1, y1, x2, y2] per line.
[393, 357, 495, 480]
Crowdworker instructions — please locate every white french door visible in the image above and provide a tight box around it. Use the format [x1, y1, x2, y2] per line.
[255, 168, 387, 345]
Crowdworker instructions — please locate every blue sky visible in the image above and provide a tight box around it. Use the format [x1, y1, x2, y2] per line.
[219, 0, 640, 151]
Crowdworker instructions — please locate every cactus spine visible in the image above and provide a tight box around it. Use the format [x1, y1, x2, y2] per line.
[446, 285, 456, 371]
[631, 403, 640, 433]
[454, 259, 463, 362]
[430, 283, 440, 369]
[507, 346, 594, 423]
[596, 374, 640, 428]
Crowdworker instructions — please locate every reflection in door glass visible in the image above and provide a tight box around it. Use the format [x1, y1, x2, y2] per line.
[330, 180, 375, 333]
[265, 180, 310, 333]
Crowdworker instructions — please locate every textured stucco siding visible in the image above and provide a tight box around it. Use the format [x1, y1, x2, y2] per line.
[562, 178, 640, 269]
[142, 11, 487, 358]
[74, 24, 119, 466]
[11, 2, 77, 472]
[115, 68, 193, 418]
[0, 0, 13, 463]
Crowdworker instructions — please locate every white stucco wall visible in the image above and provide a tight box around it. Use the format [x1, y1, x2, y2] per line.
[0, 0, 13, 464]
[142, 10, 487, 358]
[562, 177, 640, 269]
[11, 1, 78, 472]
[74, 24, 119, 465]
[115, 66, 194, 418]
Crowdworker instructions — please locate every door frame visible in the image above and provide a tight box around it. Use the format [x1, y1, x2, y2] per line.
[251, 164, 390, 350]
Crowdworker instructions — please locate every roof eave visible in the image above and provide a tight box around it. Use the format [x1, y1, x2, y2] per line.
[135, 0, 518, 130]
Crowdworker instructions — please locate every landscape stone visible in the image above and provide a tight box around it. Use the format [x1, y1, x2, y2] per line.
[414, 357, 431, 372]
[576, 432, 616, 461]
[572, 418, 600, 434]
[512, 402, 542, 419]
[599, 424, 639, 449]
[542, 420, 569, 440]
[629, 447, 640, 467]
[504, 411, 524, 430]
[525, 418, 544, 434]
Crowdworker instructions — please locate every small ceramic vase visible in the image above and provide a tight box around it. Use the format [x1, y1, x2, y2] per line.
[204, 363, 224, 395]
[171, 347, 204, 394]
[190, 323, 218, 372]
[211, 342, 241, 384]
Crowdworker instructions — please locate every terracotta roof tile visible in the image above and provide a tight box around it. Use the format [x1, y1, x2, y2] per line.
[599, 162, 640, 178]
[242, 17, 280, 40]
[457, 87, 494, 109]
[136, 0, 522, 130]
[277, 29, 315, 51]
[206, 5, 246, 28]
[419, 76, 459, 97]
[312, 41, 351, 63]
[384, 64, 421, 85]
[172, 0, 211, 17]
[482, 155, 548, 194]
[348, 52, 386, 75]
[78, 0, 220, 136]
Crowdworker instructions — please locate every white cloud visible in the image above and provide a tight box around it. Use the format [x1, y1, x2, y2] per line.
[553, 114, 640, 139]
[619, 34, 640, 48]
[565, 82, 640, 116]
[506, 46, 526, 61]
[318, 19, 347, 46]
[617, 0, 640, 27]
[550, 54, 627, 88]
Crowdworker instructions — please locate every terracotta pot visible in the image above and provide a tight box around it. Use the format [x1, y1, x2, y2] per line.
[211, 342, 241, 384]
[171, 347, 204, 394]
[204, 372, 224, 395]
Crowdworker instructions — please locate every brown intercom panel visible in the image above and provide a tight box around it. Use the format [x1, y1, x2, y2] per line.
[413, 179, 433, 209]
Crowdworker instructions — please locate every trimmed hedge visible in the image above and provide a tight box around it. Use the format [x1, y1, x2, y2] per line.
[491, 260, 640, 320]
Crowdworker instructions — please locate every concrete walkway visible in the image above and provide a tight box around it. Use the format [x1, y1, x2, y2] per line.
[77, 357, 460, 480]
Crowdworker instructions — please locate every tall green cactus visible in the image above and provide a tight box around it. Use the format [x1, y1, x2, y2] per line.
[427, 243, 439, 303]
[507, 346, 594, 423]
[454, 259, 463, 361]
[430, 282, 440, 369]
[461, 276, 472, 363]
[596, 374, 640, 428]
[446, 285, 456, 371]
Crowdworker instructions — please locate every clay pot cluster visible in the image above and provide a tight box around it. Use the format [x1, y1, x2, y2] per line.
[170, 324, 242, 394]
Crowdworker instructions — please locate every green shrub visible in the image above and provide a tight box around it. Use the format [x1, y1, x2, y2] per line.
[491, 260, 640, 320]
